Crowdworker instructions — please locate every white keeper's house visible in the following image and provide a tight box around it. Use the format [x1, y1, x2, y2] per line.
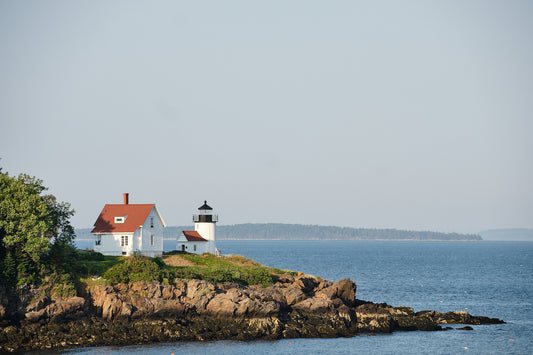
[177, 201, 219, 255]
[91, 193, 166, 257]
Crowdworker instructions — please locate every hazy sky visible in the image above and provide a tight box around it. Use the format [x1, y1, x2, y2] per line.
[1, 0, 532, 233]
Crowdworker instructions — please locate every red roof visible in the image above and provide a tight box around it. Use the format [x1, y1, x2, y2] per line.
[91, 204, 156, 233]
[182, 230, 207, 242]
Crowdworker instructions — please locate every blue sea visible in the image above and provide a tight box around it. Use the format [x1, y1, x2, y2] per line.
[60, 240, 532, 354]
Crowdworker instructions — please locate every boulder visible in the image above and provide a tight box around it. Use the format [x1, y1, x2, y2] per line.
[435, 311, 504, 325]
[101, 294, 122, 320]
[25, 296, 87, 323]
[205, 293, 238, 317]
[186, 280, 216, 300]
[25, 309, 46, 322]
[292, 276, 318, 294]
[280, 287, 306, 306]
[335, 279, 356, 306]
[173, 279, 188, 298]
[25, 294, 49, 313]
[315, 285, 338, 300]
[152, 299, 188, 317]
[292, 297, 336, 313]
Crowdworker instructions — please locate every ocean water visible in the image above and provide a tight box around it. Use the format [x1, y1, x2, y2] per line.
[62, 240, 533, 354]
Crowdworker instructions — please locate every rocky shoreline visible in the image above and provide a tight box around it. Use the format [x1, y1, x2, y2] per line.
[0, 274, 504, 352]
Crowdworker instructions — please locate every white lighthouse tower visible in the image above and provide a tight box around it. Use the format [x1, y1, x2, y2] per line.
[193, 201, 218, 254]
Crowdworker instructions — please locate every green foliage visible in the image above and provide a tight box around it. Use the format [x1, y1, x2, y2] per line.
[0, 173, 52, 262]
[72, 252, 280, 287]
[168, 266, 202, 281]
[152, 257, 166, 269]
[248, 267, 274, 287]
[49, 272, 77, 298]
[0, 166, 76, 289]
[103, 256, 161, 284]
[1, 251, 17, 287]
[77, 250, 106, 262]
[75, 252, 121, 277]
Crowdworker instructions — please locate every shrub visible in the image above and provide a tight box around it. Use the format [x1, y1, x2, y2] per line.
[247, 267, 274, 287]
[152, 257, 166, 269]
[202, 266, 236, 284]
[49, 272, 77, 298]
[103, 256, 161, 284]
[77, 250, 105, 261]
[172, 267, 204, 281]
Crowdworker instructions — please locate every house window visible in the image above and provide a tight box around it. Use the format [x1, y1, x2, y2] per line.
[150, 217, 154, 228]
[115, 216, 125, 223]
[194, 244, 197, 252]
[121, 235, 128, 246]
[95, 235, 101, 246]
[150, 234, 154, 246]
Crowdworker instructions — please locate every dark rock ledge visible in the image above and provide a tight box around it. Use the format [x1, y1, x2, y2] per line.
[0, 274, 504, 352]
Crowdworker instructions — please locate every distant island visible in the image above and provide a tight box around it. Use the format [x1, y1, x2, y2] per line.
[75, 225, 533, 243]
[161, 223, 482, 241]
[74, 224, 482, 244]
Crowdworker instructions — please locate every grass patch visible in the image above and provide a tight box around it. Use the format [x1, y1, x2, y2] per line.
[75, 251, 123, 277]
[163, 253, 285, 287]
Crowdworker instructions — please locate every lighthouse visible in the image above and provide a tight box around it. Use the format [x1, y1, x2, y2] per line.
[193, 200, 218, 254]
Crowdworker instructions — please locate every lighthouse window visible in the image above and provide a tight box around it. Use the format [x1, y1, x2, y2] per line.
[150, 217, 154, 228]
[150, 234, 154, 246]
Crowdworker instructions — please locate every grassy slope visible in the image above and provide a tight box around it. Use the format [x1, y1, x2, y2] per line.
[78, 251, 296, 288]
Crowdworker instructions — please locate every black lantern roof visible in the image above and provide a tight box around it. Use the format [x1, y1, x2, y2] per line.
[198, 200, 213, 210]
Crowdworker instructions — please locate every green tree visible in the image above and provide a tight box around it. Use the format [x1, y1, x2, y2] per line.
[0, 167, 76, 287]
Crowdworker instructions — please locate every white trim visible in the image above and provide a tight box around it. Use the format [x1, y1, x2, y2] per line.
[152, 206, 167, 227]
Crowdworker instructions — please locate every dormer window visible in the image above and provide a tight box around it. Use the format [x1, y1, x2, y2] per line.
[114, 216, 125, 223]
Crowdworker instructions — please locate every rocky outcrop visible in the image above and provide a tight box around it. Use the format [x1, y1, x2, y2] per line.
[0, 275, 504, 352]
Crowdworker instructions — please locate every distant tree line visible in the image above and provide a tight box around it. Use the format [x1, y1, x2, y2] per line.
[161, 224, 482, 241]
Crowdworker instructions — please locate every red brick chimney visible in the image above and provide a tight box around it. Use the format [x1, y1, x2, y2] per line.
[123, 193, 129, 205]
